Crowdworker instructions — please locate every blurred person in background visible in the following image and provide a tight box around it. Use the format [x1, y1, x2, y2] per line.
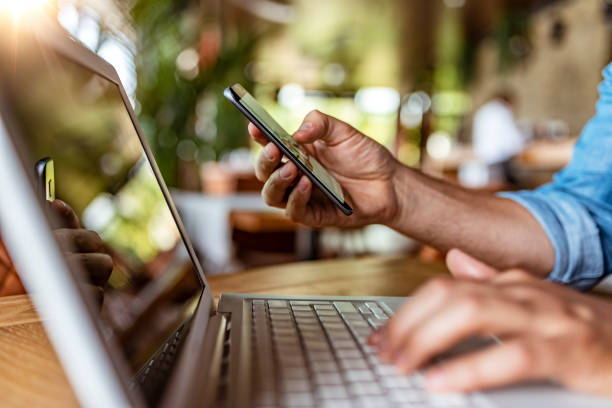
[247, 61, 612, 394]
[472, 91, 526, 185]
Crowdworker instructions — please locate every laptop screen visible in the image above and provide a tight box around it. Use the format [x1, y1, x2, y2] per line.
[0, 31, 204, 400]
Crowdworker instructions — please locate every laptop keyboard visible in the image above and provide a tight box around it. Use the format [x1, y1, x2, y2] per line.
[131, 324, 187, 405]
[250, 299, 477, 408]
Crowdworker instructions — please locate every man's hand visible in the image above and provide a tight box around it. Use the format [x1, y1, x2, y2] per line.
[249, 110, 555, 276]
[248, 110, 402, 227]
[50, 200, 112, 302]
[369, 251, 612, 397]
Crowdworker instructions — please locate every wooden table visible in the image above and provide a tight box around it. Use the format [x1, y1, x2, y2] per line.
[0, 256, 448, 407]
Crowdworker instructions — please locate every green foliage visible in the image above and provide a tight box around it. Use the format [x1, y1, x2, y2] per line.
[131, 0, 256, 188]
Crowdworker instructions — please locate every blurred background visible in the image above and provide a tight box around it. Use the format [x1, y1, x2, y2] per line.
[7, 0, 612, 275]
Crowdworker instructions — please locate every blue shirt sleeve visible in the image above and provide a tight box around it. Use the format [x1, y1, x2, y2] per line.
[499, 62, 612, 290]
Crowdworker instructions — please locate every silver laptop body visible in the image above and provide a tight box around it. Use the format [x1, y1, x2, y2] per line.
[0, 16, 609, 408]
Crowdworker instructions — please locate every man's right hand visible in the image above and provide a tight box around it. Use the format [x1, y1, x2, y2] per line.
[249, 110, 402, 228]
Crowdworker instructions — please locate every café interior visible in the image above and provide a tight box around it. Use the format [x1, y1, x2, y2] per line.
[0, 0, 611, 406]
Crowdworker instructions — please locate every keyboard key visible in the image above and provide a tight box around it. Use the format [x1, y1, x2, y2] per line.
[301, 331, 324, 340]
[282, 379, 311, 393]
[358, 305, 371, 314]
[367, 317, 387, 329]
[320, 315, 342, 322]
[291, 305, 312, 312]
[373, 364, 401, 377]
[380, 375, 412, 388]
[282, 392, 314, 407]
[307, 351, 334, 361]
[322, 323, 346, 331]
[344, 369, 375, 382]
[316, 310, 339, 316]
[280, 366, 309, 380]
[278, 354, 306, 366]
[330, 340, 357, 349]
[334, 302, 358, 313]
[297, 325, 322, 334]
[275, 337, 299, 345]
[349, 382, 382, 396]
[268, 300, 288, 308]
[314, 304, 334, 311]
[310, 360, 339, 372]
[312, 372, 344, 385]
[328, 331, 353, 339]
[339, 358, 369, 370]
[303, 340, 330, 351]
[317, 385, 348, 399]
[336, 349, 362, 359]
[290, 300, 317, 306]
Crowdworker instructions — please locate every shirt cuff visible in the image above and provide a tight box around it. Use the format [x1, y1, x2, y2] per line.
[499, 188, 604, 290]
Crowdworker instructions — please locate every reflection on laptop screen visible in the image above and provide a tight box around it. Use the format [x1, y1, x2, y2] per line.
[0, 32, 203, 398]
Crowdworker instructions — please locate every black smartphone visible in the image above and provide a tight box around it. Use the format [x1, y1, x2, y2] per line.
[224, 84, 353, 216]
[35, 157, 55, 202]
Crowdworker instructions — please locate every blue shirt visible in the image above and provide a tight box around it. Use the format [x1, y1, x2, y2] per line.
[500, 62, 612, 290]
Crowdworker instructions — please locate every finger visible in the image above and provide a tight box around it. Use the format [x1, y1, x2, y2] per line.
[255, 143, 282, 182]
[286, 176, 312, 222]
[379, 278, 460, 360]
[446, 249, 500, 281]
[261, 162, 298, 208]
[54, 229, 106, 253]
[493, 269, 538, 285]
[392, 294, 530, 374]
[69, 253, 113, 286]
[248, 122, 269, 146]
[81, 283, 105, 309]
[49, 200, 80, 228]
[292, 110, 354, 146]
[424, 338, 551, 393]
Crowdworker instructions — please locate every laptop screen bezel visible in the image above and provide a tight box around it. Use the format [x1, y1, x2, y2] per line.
[0, 18, 214, 407]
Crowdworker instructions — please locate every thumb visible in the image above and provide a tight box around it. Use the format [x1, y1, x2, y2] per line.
[446, 249, 500, 281]
[48, 199, 81, 229]
[293, 110, 356, 146]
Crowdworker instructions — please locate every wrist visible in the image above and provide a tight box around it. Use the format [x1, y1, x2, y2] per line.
[383, 161, 418, 231]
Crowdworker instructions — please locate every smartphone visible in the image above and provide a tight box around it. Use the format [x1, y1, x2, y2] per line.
[224, 84, 353, 216]
[35, 157, 55, 202]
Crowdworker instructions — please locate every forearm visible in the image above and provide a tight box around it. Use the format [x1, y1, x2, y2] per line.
[387, 165, 555, 276]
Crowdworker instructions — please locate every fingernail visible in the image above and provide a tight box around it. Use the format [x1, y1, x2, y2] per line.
[280, 164, 294, 180]
[299, 123, 312, 132]
[298, 177, 309, 193]
[264, 144, 274, 160]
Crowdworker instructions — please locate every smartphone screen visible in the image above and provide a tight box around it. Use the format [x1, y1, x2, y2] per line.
[226, 84, 351, 213]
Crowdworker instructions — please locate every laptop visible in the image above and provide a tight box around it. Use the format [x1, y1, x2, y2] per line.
[0, 18, 610, 408]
